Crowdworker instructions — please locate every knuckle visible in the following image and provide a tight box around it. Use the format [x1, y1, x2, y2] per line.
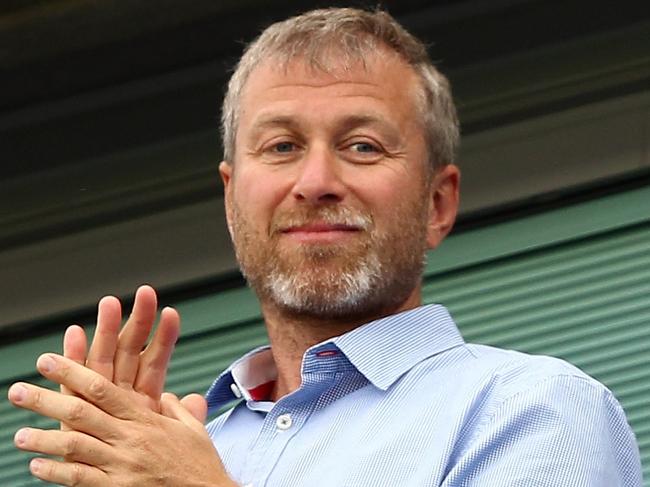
[126, 431, 144, 450]
[30, 388, 43, 409]
[43, 460, 57, 480]
[64, 400, 86, 423]
[63, 433, 80, 458]
[88, 376, 108, 400]
[133, 314, 147, 328]
[57, 361, 71, 380]
[70, 462, 85, 486]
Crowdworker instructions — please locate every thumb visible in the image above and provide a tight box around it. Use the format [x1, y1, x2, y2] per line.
[180, 393, 208, 423]
[160, 392, 207, 432]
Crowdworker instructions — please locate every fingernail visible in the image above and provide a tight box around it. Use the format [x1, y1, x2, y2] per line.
[14, 428, 29, 446]
[30, 458, 43, 474]
[37, 354, 56, 373]
[8, 384, 27, 403]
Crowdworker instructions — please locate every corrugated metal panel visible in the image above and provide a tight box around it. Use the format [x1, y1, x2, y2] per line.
[2, 219, 648, 484]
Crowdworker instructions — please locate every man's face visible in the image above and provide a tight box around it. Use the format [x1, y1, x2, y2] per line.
[221, 50, 457, 320]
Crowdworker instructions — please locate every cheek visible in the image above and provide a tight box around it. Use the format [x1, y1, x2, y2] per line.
[355, 179, 429, 234]
[231, 167, 291, 228]
[347, 169, 412, 211]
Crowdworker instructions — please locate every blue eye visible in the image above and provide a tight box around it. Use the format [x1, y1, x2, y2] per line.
[351, 142, 378, 153]
[274, 142, 295, 152]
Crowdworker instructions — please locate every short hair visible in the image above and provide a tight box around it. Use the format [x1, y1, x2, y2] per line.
[221, 7, 459, 169]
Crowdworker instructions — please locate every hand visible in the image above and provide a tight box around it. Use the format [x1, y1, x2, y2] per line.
[9, 354, 237, 487]
[62, 285, 180, 414]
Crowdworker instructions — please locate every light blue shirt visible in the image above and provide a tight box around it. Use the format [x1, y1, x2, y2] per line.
[205, 304, 642, 486]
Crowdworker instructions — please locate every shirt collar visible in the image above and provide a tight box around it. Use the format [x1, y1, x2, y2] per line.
[205, 345, 274, 412]
[331, 304, 464, 390]
[206, 304, 464, 411]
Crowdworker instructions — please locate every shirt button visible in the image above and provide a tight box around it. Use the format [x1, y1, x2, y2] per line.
[230, 383, 242, 398]
[276, 413, 293, 431]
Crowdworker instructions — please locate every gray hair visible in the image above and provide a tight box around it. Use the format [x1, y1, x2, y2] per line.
[221, 7, 459, 169]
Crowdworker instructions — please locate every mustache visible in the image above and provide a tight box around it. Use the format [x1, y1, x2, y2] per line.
[270, 206, 373, 234]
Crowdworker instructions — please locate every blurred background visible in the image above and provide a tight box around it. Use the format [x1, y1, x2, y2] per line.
[1, 0, 649, 485]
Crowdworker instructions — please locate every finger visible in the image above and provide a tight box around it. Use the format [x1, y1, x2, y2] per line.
[8, 381, 119, 438]
[114, 285, 157, 387]
[63, 325, 87, 365]
[133, 306, 180, 401]
[86, 296, 122, 380]
[160, 392, 207, 433]
[28, 457, 109, 487]
[15, 427, 113, 467]
[61, 325, 88, 429]
[24, 354, 143, 421]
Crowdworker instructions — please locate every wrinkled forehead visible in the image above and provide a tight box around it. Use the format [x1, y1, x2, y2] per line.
[240, 45, 422, 106]
[237, 58, 423, 141]
[264, 40, 407, 80]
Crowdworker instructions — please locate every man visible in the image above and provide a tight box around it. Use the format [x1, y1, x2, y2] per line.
[8, 7, 642, 486]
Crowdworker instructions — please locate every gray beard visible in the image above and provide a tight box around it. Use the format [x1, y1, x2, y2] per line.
[263, 245, 384, 319]
[231, 202, 429, 321]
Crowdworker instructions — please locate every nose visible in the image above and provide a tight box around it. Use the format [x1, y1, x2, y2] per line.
[292, 145, 346, 204]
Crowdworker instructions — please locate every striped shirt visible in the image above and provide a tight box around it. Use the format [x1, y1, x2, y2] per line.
[205, 304, 642, 486]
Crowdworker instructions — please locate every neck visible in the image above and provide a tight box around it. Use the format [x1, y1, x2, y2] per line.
[261, 287, 422, 401]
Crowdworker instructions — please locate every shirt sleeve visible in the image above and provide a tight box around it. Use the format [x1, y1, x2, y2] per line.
[442, 374, 643, 486]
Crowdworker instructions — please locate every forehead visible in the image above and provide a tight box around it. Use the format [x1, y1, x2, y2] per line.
[237, 49, 422, 130]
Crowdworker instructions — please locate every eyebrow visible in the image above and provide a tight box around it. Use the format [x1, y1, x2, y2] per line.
[335, 114, 402, 146]
[249, 113, 399, 138]
[249, 115, 301, 134]
[336, 114, 391, 132]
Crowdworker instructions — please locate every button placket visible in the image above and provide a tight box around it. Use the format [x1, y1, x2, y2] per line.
[275, 413, 293, 431]
[245, 373, 337, 484]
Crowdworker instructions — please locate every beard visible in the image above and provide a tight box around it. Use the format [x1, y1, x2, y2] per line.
[230, 194, 430, 321]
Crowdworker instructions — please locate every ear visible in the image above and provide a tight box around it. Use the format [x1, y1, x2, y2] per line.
[219, 161, 234, 237]
[426, 164, 460, 250]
